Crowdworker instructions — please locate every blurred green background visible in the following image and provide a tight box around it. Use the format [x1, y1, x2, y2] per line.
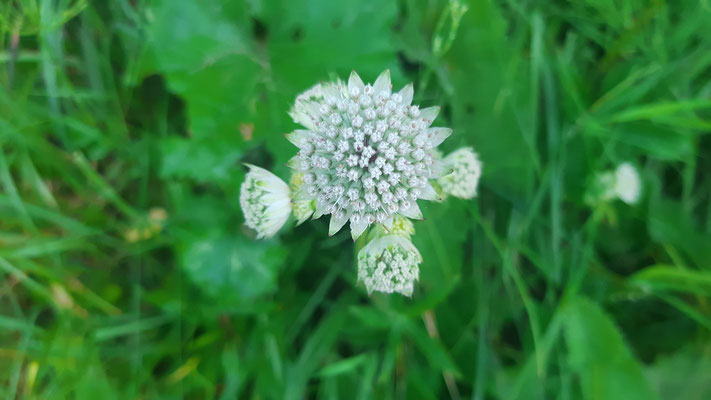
[2, 0, 711, 398]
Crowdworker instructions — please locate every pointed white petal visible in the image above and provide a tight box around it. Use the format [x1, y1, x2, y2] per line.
[293, 200, 314, 225]
[426, 127, 452, 149]
[286, 155, 302, 169]
[373, 70, 391, 96]
[419, 181, 440, 201]
[328, 211, 350, 236]
[399, 201, 423, 220]
[350, 216, 370, 240]
[382, 215, 394, 231]
[295, 83, 323, 102]
[288, 109, 317, 131]
[258, 197, 291, 239]
[292, 185, 314, 201]
[419, 106, 440, 124]
[244, 164, 290, 193]
[322, 83, 341, 104]
[397, 83, 414, 105]
[429, 158, 451, 179]
[348, 71, 365, 97]
[285, 130, 315, 149]
[312, 196, 331, 219]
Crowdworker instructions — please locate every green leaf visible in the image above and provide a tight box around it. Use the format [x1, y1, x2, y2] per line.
[583, 119, 693, 161]
[262, 0, 400, 91]
[160, 137, 243, 183]
[145, 0, 252, 74]
[608, 100, 711, 125]
[143, 0, 263, 183]
[446, 0, 536, 200]
[628, 265, 711, 296]
[645, 346, 711, 400]
[317, 354, 369, 378]
[180, 235, 286, 304]
[564, 298, 659, 400]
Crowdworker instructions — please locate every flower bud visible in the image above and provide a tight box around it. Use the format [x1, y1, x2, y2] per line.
[438, 147, 482, 199]
[587, 162, 641, 206]
[613, 163, 641, 205]
[240, 164, 291, 239]
[357, 235, 422, 296]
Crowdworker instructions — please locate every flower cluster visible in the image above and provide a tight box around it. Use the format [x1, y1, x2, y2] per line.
[287, 70, 450, 240]
[588, 162, 642, 206]
[239, 70, 484, 296]
[438, 147, 482, 199]
[612, 163, 641, 205]
[357, 235, 422, 296]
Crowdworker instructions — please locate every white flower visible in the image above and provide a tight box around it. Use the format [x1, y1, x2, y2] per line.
[438, 147, 482, 199]
[357, 235, 422, 296]
[287, 70, 452, 240]
[613, 163, 641, 205]
[240, 164, 291, 239]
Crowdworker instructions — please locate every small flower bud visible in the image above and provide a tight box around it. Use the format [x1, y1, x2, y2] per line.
[438, 147, 482, 199]
[357, 235, 422, 296]
[613, 163, 641, 205]
[240, 164, 292, 239]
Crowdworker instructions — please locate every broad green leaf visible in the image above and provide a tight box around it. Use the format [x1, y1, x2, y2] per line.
[446, 0, 535, 201]
[564, 298, 659, 400]
[145, 0, 252, 73]
[645, 346, 711, 400]
[143, 0, 262, 183]
[180, 235, 286, 304]
[262, 0, 400, 92]
[160, 137, 243, 183]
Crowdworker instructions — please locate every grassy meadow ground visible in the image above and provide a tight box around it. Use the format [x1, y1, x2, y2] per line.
[2, 0, 711, 398]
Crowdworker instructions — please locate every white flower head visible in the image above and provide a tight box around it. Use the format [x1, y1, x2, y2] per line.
[357, 235, 422, 296]
[613, 162, 641, 205]
[287, 70, 452, 240]
[438, 147, 482, 199]
[240, 164, 292, 239]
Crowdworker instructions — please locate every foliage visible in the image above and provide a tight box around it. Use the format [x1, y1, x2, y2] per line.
[2, 0, 711, 398]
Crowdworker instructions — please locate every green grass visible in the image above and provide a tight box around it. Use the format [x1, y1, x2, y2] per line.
[2, 0, 711, 398]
